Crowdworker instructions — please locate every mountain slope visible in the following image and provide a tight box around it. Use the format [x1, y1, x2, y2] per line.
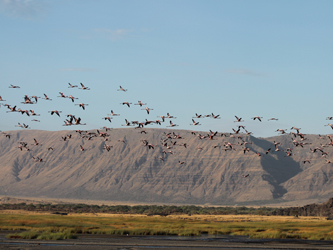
[0, 128, 332, 205]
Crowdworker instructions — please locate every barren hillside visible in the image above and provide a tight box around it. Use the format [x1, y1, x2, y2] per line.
[0, 128, 332, 205]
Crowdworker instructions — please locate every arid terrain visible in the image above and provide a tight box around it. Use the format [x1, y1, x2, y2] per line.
[0, 128, 333, 206]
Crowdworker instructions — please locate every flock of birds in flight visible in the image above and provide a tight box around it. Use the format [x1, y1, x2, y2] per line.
[1, 83, 333, 176]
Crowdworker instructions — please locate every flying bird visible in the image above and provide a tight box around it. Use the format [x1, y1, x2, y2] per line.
[190, 119, 200, 126]
[118, 86, 127, 92]
[49, 110, 62, 117]
[75, 103, 88, 110]
[103, 117, 112, 123]
[135, 101, 146, 107]
[43, 94, 52, 100]
[142, 107, 153, 114]
[109, 110, 120, 116]
[121, 102, 131, 107]
[167, 120, 179, 127]
[68, 95, 78, 102]
[251, 116, 263, 122]
[234, 116, 243, 122]
[9, 84, 20, 88]
[68, 83, 78, 88]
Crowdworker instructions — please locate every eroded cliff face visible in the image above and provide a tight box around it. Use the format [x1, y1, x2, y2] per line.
[0, 128, 332, 205]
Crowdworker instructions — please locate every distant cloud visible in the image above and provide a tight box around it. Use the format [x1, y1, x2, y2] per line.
[0, 0, 48, 20]
[93, 28, 134, 41]
[59, 68, 96, 72]
[224, 68, 265, 77]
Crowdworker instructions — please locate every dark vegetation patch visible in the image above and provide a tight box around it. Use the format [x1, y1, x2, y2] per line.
[1, 197, 333, 217]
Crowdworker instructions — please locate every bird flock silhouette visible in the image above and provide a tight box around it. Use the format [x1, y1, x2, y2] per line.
[1, 83, 333, 173]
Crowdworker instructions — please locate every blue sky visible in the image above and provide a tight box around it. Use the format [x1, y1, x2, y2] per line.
[0, 0, 332, 137]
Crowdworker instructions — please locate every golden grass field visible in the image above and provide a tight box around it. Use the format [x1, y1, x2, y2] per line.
[1, 210, 333, 240]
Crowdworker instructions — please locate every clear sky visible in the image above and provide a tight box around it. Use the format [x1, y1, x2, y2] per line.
[0, 0, 332, 138]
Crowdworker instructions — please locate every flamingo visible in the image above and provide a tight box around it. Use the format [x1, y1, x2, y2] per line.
[285, 151, 292, 157]
[6, 105, 17, 112]
[58, 92, 67, 98]
[232, 128, 240, 134]
[68, 83, 78, 88]
[276, 129, 287, 134]
[190, 119, 200, 126]
[193, 113, 202, 118]
[122, 119, 132, 126]
[142, 107, 153, 114]
[22, 95, 35, 104]
[68, 95, 78, 102]
[80, 145, 85, 151]
[166, 113, 176, 119]
[145, 119, 155, 125]
[251, 116, 263, 122]
[211, 113, 220, 119]
[16, 123, 29, 129]
[243, 174, 250, 178]
[0, 96, 6, 101]
[79, 83, 90, 90]
[291, 127, 301, 133]
[245, 130, 253, 135]
[31, 119, 40, 122]
[268, 118, 278, 121]
[109, 110, 120, 116]
[49, 110, 62, 117]
[75, 103, 88, 110]
[43, 94, 52, 100]
[134, 101, 146, 107]
[234, 116, 243, 122]
[103, 117, 112, 123]
[32, 138, 40, 146]
[2, 132, 11, 139]
[243, 148, 252, 154]
[73, 117, 86, 125]
[18, 109, 30, 116]
[9, 84, 20, 88]
[30, 110, 40, 116]
[32, 156, 43, 162]
[120, 102, 131, 107]
[134, 122, 144, 128]
[167, 120, 178, 127]
[31, 95, 40, 103]
[118, 86, 127, 92]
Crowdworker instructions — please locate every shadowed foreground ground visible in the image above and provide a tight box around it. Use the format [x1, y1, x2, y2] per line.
[1, 233, 333, 250]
